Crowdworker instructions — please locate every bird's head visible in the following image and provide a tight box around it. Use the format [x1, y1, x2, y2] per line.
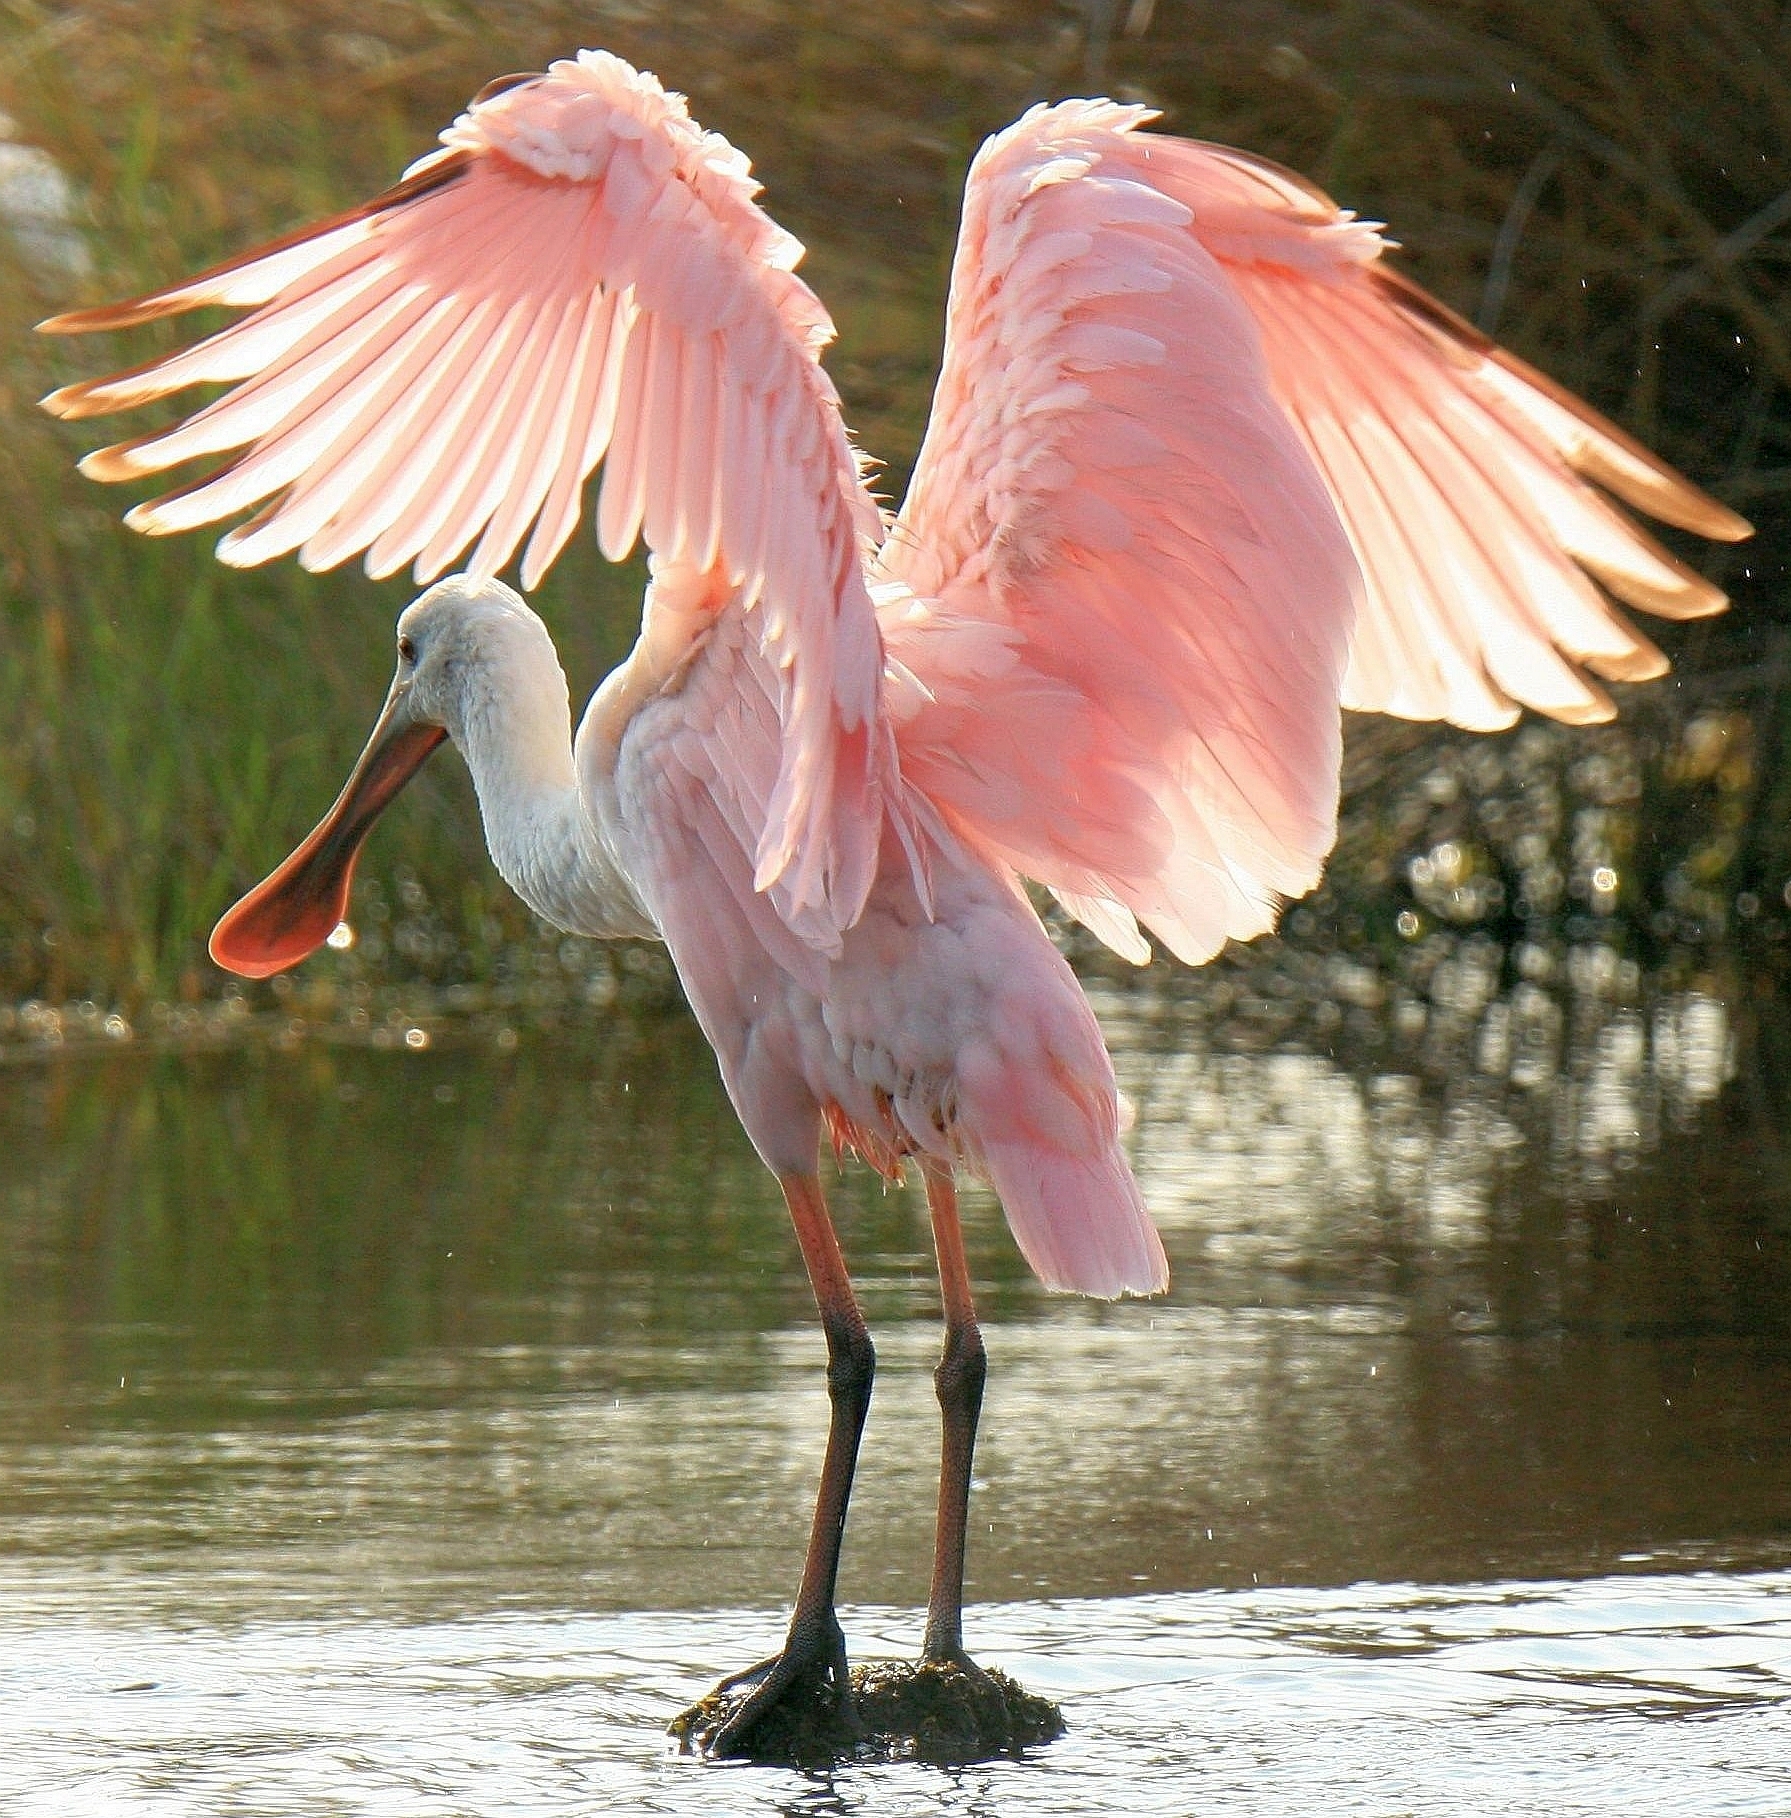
[208, 575, 556, 979]
[387, 575, 565, 744]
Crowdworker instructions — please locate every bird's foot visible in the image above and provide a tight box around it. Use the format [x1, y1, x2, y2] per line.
[853, 1651, 1065, 1762]
[919, 1640, 999, 1691]
[669, 1612, 862, 1765]
[671, 1639, 1066, 1766]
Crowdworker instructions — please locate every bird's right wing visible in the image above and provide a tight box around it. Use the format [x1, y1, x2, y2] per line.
[38, 51, 904, 947]
[877, 102, 1361, 967]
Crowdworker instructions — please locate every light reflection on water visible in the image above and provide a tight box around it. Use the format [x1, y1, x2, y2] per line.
[1099, 965, 1738, 1234]
[2, 1577, 1788, 1816]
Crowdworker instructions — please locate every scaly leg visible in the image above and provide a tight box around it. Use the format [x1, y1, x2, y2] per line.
[708, 1172, 875, 1757]
[920, 1160, 990, 1669]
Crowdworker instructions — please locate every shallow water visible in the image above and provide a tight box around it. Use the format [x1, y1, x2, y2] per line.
[5, 1575, 1791, 1817]
[3, 951, 1791, 1811]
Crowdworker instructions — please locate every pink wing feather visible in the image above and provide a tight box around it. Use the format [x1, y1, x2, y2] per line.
[877, 102, 1361, 967]
[39, 51, 901, 941]
[1132, 138, 1752, 730]
[879, 107, 1749, 966]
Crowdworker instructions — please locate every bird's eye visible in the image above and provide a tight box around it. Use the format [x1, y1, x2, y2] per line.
[398, 634, 418, 664]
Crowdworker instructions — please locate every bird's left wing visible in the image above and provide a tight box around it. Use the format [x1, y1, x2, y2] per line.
[39, 51, 903, 943]
[877, 101, 1360, 967]
[1127, 136, 1751, 732]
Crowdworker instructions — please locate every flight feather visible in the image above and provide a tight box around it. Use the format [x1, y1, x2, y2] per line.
[39, 50, 902, 941]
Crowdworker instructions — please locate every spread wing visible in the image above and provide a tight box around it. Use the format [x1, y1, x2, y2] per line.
[1134, 136, 1752, 730]
[879, 105, 1749, 967]
[39, 50, 904, 942]
[877, 101, 1361, 967]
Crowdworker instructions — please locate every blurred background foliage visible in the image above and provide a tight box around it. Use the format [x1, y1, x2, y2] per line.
[0, 0, 1786, 1010]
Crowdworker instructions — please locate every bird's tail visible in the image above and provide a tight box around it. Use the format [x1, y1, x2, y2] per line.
[978, 1134, 1168, 1299]
[954, 988, 1168, 1300]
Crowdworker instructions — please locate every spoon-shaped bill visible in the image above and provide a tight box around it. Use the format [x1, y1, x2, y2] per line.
[210, 693, 446, 978]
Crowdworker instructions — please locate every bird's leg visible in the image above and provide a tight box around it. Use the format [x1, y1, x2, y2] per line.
[919, 1159, 992, 1676]
[707, 1171, 874, 1757]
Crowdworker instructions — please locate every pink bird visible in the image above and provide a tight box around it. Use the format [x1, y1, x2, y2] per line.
[40, 51, 1746, 1753]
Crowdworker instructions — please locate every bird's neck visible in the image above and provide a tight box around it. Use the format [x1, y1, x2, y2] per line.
[454, 652, 656, 942]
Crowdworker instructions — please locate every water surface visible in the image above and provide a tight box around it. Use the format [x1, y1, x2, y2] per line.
[5, 1576, 1791, 1817]
[3, 949, 1789, 1810]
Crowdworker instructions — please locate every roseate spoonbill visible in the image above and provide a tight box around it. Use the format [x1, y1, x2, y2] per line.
[40, 51, 1747, 1754]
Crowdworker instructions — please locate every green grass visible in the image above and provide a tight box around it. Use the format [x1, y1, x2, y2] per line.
[0, 0, 1783, 1008]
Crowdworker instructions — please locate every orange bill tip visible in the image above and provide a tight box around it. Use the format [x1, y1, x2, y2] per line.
[208, 839, 364, 978]
[209, 716, 445, 980]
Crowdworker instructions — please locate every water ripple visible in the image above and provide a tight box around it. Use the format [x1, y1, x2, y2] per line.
[3, 1574, 1789, 1816]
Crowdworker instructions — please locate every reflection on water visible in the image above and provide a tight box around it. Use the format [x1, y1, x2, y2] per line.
[3, 952, 1789, 1620]
[1096, 962, 1755, 1302]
